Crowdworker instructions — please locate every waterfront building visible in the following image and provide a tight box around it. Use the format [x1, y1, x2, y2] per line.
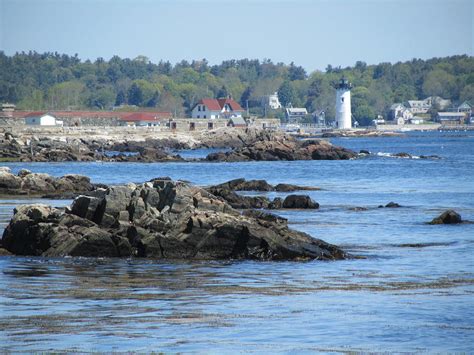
[436, 112, 466, 125]
[191, 98, 244, 119]
[285, 107, 308, 123]
[119, 112, 162, 127]
[390, 103, 413, 124]
[24, 112, 62, 126]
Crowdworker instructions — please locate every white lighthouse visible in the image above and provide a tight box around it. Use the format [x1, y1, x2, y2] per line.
[334, 77, 352, 129]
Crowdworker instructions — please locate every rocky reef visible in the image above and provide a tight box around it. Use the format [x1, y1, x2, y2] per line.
[0, 167, 104, 198]
[1, 178, 348, 261]
[206, 138, 356, 162]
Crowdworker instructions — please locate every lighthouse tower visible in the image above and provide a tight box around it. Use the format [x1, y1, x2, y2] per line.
[334, 77, 352, 129]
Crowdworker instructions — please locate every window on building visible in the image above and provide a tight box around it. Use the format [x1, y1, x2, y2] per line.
[198, 106, 201, 111]
[341, 97, 344, 103]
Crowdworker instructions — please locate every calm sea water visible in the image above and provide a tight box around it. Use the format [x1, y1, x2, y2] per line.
[1, 131, 473, 352]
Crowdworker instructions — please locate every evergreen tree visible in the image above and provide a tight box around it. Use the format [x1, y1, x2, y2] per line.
[278, 81, 295, 107]
[127, 83, 143, 106]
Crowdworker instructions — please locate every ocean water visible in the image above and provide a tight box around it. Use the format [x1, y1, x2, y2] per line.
[0, 131, 473, 352]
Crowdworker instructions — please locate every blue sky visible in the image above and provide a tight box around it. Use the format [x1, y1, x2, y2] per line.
[0, 0, 472, 72]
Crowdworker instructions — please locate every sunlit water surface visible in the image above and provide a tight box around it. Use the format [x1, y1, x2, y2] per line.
[0, 131, 473, 352]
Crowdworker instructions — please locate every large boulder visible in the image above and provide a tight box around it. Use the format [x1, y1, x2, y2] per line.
[282, 195, 319, 209]
[429, 210, 463, 225]
[2, 179, 347, 261]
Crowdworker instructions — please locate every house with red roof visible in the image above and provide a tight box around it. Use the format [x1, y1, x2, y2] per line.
[191, 98, 244, 119]
[119, 112, 166, 127]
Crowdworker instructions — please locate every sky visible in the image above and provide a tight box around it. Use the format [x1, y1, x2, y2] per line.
[0, 0, 472, 72]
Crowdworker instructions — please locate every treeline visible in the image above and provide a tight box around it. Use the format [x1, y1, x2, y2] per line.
[0, 51, 473, 124]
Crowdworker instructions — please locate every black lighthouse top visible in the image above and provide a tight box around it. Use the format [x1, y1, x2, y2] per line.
[333, 77, 353, 90]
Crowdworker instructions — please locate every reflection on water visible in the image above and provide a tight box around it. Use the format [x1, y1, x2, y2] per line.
[1, 131, 474, 352]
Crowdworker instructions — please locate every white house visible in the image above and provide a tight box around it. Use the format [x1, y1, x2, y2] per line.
[263, 92, 282, 109]
[191, 98, 245, 119]
[390, 103, 413, 124]
[24, 112, 62, 126]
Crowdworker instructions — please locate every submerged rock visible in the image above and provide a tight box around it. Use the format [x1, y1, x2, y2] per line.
[385, 202, 401, 208]
[429, 210, 463, 225]
[2, 179, 348, 261]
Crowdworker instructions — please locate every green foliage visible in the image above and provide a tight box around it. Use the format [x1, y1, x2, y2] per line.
[0, 51, 472, 119]
[353, 105, 375, 126]
[278, 81, 295, 107]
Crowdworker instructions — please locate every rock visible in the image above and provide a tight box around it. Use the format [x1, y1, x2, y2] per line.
[0, 170, 100, 198]
[0, 248, 12, 256]
[429, 210, 463, 225]
[206, 137, 356, 162]
[349, 207, 368, 211]
[0, 167, 11, 173]
[393, 152, 412, 158]
[18, 169, 31, 177]
[282, 195, 319, 209]
[206, 187, 271, 209]
[209, 179, 320, 192]
[212, 178, 274, 191]
[2, 178, 348, 261]
[0, 171, 22, 192]
[359, 149, 371, 155]
[268, 197, 283, 210]
[385, 202, 401, 208]
[274, 183, 320, 192]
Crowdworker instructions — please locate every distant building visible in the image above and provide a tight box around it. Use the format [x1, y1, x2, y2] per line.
[436, 112, 465, 125]
[227, 116, 247, 128]
[406, 96, 451, 114]
[409, 117, 425, 125]
[263, 92, 282, 109]
[457, 101, 472, 115]
[24, 112, 62, 126]
[119, 112, 163, 127]
[390, 103, 413, 124]
[407, 100, 431, 114]
[311, 110, 326, 126]
[285, 107, 308, 123]
[191, 98, 244, 119]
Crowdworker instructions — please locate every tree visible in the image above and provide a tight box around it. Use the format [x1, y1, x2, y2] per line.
[216, 85, 229, 99]
[422, 69, 456, 98]
[240, 86, 252, 107]
[146, 91, 160, 107]
[278, 81, 295, 107]
[353, 105, 375, 126]
[127, 83, 143, 106]
[288, 62, 306, 81]
[115, 91, 126, 106]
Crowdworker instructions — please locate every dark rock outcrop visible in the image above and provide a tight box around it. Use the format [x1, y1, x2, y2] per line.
[2, 179, 348, 261]
[385, 202, 401, 208]
[0, 168, 103, 198]
[206, 138, 356, 162]
[282, 195, 319, 209]
[429, 210, 463, 225]
[209, 178, 320, 192]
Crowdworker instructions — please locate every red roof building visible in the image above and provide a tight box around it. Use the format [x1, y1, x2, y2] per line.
[191, 98, 244, 119]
